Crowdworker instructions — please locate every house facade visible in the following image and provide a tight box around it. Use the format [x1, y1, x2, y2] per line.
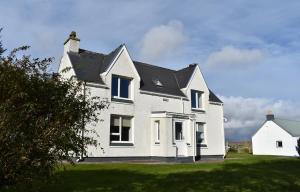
[59, 32, 225, 162]
[252, 112, 300, 157]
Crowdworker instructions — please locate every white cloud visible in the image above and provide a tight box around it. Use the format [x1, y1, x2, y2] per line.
[220, 95, 300, 130]
[205, 46, 264, 68]
[139, 20, 187, 62]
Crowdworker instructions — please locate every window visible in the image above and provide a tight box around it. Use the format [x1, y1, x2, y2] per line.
[111, 76, 131, 99]
[191, 90, 203, 109]
[276, 141, 283, 148]
[154, 121, 160, 143]
[152, 78, 163, 87]
[196, 123, 206, 144]
[110, 115, 132, 143]
[175, 122, 183, 140]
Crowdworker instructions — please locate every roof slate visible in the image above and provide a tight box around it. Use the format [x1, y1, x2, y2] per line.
[273, 118, 300, 137]
[66, 45, 223, 103]
[133, 61, 186, 97]
[175, 64, 197, 88]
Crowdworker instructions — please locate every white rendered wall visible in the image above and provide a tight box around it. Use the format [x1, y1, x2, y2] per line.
[252, 121, 299, 156]
[60, 46, 225, 158]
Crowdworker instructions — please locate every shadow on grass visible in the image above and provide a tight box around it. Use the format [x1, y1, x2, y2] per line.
[43, 159, 300, 192]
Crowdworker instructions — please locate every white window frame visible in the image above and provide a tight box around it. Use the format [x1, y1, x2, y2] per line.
[276, 140, 283, 148]
[191, 90, 204, 110]
[112, 75, 132, 100]
[154, 120, 160, 144]
[174, 121, 184, 141]
[110, 115, 133, 144]
[196, 122, 207, 145]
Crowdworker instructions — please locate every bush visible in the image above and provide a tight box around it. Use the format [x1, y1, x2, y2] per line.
[0, 31, 108, 189]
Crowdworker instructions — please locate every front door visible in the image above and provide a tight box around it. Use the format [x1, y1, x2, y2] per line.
[174, 121, 187, 157]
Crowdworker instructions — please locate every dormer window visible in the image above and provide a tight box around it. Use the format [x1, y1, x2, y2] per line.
[191, 90, 204, 110]
[112, 75, 131, 100]
[152, 78, 163, 87]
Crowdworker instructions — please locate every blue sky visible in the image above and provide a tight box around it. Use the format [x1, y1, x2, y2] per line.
[1, 0, 300, 140]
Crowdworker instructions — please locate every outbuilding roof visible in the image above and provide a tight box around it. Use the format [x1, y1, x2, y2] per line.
[67, 45, 222, 103]
[273, 118, 300, 137]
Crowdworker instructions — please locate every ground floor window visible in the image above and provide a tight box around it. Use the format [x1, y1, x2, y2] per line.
[175, 122, 183, 140]
[110, 115, 132, 144]
[154, 120, 160, 144]
[196, 122, 206, 144]
[276, 141, 283, 148]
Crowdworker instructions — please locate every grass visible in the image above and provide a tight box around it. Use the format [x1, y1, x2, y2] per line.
[3, 153, 300, 192]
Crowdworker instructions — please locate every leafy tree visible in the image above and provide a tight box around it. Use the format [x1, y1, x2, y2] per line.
[297, 138, 300, 157]
[0, 31, 108, 189]
[0, 28, 6, 57]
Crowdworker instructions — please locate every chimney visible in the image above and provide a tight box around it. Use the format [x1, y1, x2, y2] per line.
[189, 63, 197, 68]
[266, 110, 275, 121]
[64, 31, 80, 54]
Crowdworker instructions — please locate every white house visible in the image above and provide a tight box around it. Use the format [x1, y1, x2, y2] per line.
[252, 112, 300, 157]
[59, 32, 225, 162]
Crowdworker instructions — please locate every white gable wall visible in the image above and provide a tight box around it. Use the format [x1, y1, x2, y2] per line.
[183, 66, 225, 157]
[252, 121, 299, 156]
[58, 55, 76, 80]
[59, 44, 225, 160]
[203, 103, 225, 156]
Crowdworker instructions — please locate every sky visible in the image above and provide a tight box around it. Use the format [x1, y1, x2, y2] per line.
[1, 0, 300, 141]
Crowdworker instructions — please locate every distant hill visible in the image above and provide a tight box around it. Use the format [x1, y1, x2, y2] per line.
[225, 127, 259, 142]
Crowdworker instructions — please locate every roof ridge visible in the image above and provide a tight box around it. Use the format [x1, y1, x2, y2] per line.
[109, 44, 123, 55]
[79, 48, 106, 56]
[176, 64, 197, 73]
[275, 118, 300, 122]
[80, 47, 195, 73]
[172, 71, 182, 92]
[133, 60, 177, 72]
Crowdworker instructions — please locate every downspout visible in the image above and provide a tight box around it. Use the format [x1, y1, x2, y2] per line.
[181, 97, 184, 114]
[78, 81, 86, 162]
[193, 120, 196, 162]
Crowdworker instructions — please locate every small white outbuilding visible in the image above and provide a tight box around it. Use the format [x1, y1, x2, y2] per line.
[252, 113, 300, 157]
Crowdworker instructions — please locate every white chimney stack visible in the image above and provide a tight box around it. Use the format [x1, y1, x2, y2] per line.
[64, 31, 80, 54]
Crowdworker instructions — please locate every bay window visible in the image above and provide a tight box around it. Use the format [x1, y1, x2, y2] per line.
[196, 122, 206, 145]
[154, 121, 160, 144]
[175, 122, 183, 141]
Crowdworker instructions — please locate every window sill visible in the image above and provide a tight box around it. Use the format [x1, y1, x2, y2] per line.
[110, 142, 134, 147]
[197, 143, 208, 148]
[192, 108, 205, 113]
[111, 97, 134, 104]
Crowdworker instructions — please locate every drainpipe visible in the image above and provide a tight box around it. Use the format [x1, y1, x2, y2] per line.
[78, 81, 86, 162]
[193, 120, 196, 162]
[181, 97, 184, 114]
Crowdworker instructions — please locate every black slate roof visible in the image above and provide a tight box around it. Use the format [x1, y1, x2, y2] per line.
[68, 45, 123, 84]
[133, 61, 186, 97]
[208, 89, 223, 103]
[66, 45, 222, 103]
[175, 64, 197, 88]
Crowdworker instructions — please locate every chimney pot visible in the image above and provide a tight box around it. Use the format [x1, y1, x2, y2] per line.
[266, 110, 275, 121]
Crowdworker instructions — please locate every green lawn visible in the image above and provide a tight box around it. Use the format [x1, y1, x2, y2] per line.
[5, 153, 300, 192]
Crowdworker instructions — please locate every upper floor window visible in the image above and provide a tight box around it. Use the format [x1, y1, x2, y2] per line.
[110, 115, 133, 144]
[191, 90, 203, 109]
[112, 75, 131, 99]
